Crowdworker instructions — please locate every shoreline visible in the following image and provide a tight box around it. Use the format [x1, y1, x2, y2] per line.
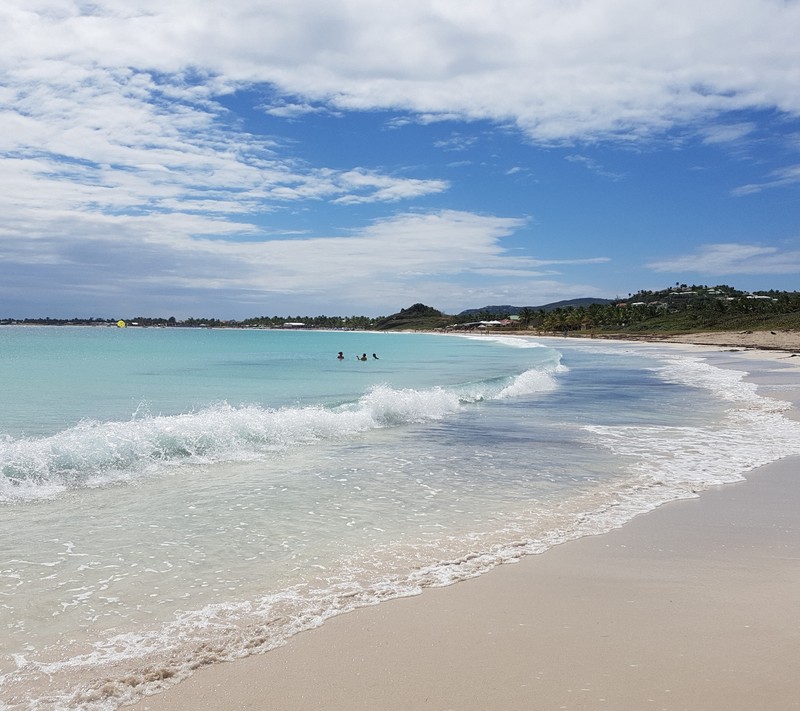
[508, 327, 800, 354]
[128, 340, 800, 711]
[131, 458, 800, 711]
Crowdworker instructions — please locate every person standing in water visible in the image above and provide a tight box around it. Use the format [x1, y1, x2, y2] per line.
[337, 352, 344, 360]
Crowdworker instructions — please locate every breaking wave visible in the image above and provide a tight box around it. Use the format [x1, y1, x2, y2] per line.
[1, 365, 563, 503]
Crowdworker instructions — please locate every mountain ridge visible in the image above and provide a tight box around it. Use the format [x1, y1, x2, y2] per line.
[458, 298, 614, 316]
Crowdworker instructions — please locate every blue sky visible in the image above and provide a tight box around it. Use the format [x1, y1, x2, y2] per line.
[1, 0, 799, 319]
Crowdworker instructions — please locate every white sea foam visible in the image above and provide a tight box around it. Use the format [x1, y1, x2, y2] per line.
[584, 353, 800, 498]
[0, 366, 562, 503]
[460, 334, 547, 349]
[496, 363, 566, 398]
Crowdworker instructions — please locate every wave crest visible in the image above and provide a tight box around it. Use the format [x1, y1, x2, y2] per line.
[1, 366, 561, 502]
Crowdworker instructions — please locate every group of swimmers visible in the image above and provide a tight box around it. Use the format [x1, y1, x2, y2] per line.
[337, 352, 379, 361]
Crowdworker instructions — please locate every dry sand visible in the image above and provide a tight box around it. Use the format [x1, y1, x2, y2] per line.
[619, 329, 800, 353]
[129, 339, 800, 711]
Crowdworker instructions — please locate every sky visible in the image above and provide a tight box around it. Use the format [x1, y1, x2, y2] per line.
[1, 0, 799, 319]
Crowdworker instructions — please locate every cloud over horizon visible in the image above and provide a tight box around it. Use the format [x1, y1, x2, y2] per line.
[1, 0, 799, 317]
[648, 243, 800, 276]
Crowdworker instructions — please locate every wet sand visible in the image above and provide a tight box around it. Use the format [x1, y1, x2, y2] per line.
[129, 343, 800, 711]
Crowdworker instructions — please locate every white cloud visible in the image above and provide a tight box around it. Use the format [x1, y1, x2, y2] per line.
[732, 164, 800, 196]
[647, 243, 800, 275]
[331, 170, 449, 204]
[0, 87, 447, 222]
[699, 122, 757, 145]
[260, 101, 332, 119]
[2, 1, 798, 222]
[434, 133, 478, 152]
[0, 208, 608, 316]
[564, 154, 624, 181]
[5, 0, 800, 145]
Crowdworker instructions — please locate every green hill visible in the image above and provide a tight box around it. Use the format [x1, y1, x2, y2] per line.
[374, 303, 450, 331]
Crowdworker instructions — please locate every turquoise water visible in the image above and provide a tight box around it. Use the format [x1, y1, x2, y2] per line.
[0, 327, 562, 439]
[2, 328, 524, 437]
[1, 327, 799, 710]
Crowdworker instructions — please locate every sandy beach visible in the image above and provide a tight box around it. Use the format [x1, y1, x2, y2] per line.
[128, 334, 800, 711]
[624, 329, 800, 353]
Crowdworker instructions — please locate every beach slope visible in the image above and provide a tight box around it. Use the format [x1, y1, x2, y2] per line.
[129, 345, 800, 711]
[131, 460, 800, 711]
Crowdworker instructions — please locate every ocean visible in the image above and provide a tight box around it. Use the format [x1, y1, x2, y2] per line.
[2, 326, 799, 710]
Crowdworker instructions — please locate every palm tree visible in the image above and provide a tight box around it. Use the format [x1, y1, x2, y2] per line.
[518, 307, 534, 330]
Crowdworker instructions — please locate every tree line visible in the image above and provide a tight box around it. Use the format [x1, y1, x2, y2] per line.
[3, 284, 797, 333]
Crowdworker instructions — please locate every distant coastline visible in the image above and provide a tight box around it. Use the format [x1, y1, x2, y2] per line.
[2, 284, 798, 341]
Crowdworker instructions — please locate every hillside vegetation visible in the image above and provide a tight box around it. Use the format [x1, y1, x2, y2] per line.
[376, 285, 800, 334]
[373, 303, 450, 331]
[529, 285, 800, 335]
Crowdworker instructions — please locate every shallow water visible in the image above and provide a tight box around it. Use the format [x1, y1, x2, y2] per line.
[1, 327, 799, 710]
